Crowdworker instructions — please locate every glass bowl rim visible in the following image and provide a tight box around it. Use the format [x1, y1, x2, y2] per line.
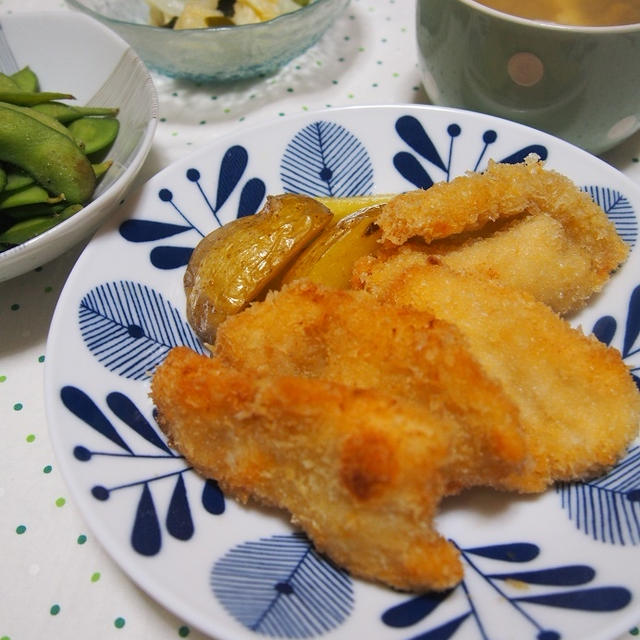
[66, 0, 341, 35]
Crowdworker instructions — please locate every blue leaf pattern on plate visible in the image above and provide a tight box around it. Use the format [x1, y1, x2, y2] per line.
[150, 245, 195, 270]
[393, 150, 435, 190]
[499, 145, 549, 165]
[238, 177, 267, 218]
[119, 220, 192, 242]
[582, 186, 637, 248]
[280, 120, 374, 197]
[392, 115, 549, 187]
[622, 285, 640, 362]
[79, 280, 204, 380]
[557, 445, 640, 545]
[201, 478, 225, 515]
[486, 565, 595, 586]
[592, 284, 640, 375]
[107, 391, 172, 453]
[61, 386, 225, 556]
[166, 474, 195, 541]
[381, 541, 631, 640]
[395, 115, 447, 172]
[411, 613, 470, 640]
[514, 587, 631, 612]
[214, 146, 251, 217]
[558, 285, 640, 542]
[464, 542, 539, 562]
[61, 386, 132, 453]
[382, 590, 455, 628]
[132, 482, 163, 556]
[211, 532, 354, 638]
[119, 145, 266, 270]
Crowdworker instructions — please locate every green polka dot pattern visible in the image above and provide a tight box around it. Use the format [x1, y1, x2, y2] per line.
[1, 1, 639, 639]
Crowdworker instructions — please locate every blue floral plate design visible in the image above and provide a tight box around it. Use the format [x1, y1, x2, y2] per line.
[45, 105, 640, 640]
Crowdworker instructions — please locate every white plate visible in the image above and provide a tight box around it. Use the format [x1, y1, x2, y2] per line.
[0, 11, 158, 282]
[45, 105, 640, 640]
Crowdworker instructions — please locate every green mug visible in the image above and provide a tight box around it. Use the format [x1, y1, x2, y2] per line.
[416, 0, 640, 154]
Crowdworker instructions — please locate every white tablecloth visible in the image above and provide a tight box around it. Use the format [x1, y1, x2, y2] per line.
[2, 1, 640, 638]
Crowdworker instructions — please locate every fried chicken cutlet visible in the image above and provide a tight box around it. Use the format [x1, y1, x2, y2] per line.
[391, 212, 619, 316]
[354, 250, 640, 492]
[151, 346, 464, 591]
[214, 281, 527, 492]
[374, 156, 628, 314]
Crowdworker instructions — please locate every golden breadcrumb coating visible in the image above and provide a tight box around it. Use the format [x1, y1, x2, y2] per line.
[151, 346, 464, 591]
[374, 156, 627, 314]
[354, 250, 640, 492]
[156, 157, 636, 594]
[215, 281, 527, 492]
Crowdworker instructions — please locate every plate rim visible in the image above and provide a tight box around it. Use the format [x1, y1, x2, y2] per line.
[44, 103, 640, 640]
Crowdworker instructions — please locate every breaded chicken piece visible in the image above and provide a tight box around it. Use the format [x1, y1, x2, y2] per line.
[214, 281, 527, 492]
[354, 250, 640, 492]
[375, 156, 627, 314]
[400, 213, 619, 315]
[151, 346, 463, 591]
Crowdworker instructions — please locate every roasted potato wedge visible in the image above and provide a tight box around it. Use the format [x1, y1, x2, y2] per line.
[184, 193, 332, 344]
[316, 194, 392, 220]
[281, 204, 383, 289]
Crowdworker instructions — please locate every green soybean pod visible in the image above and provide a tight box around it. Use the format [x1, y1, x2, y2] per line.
[0, 90, 74, 106]
[0, 203, 82, 245]
[92, 160, 113, 181]
[0, 100, 76, 142]
[4, 169, 35, 192]
[0, 102, 96, 204]
[32, 101, 119, 123]
[0, 184, 63, 210]
[0, 73, 20, 91]
[10, 66, 39, 92]
[2, 202, 66, 222]
[67, 117, 120, 155]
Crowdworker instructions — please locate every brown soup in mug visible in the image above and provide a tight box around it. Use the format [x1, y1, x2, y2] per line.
[472, 0, 640, 26]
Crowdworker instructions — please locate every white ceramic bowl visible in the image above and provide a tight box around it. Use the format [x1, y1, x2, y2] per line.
[0, 11, 158, 283]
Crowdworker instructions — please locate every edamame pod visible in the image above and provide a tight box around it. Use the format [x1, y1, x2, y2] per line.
[2, 202, 66, 222]
[0, 90, 74, 106]
[32, 101, 119, 123]
[92, 160, 113, 180]
[0, 203, 82, 246]
[0, 65, 121, 250]
[0, 102, 96, 204]
[0, 100, 76, 142]
[10, 66, 39, 92]
[0, 74, 20, 91]
[0, 184, 63, 210]
[4, 169, 35, 192]
[67, 117, 120, 155]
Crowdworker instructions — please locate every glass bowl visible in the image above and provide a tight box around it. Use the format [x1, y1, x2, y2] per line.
[66, 0, 350, 82]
